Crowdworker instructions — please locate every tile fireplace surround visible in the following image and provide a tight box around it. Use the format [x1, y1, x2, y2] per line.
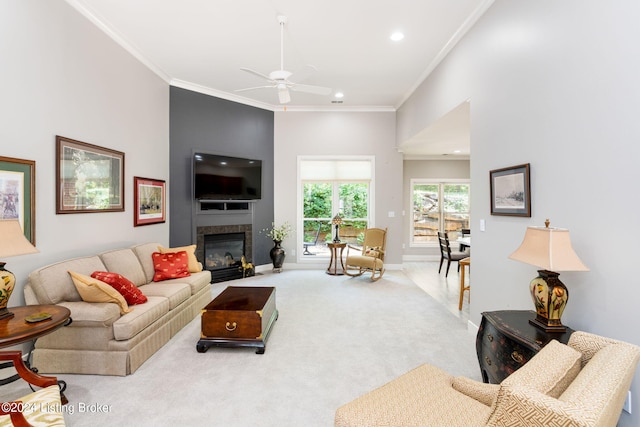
[196, 224, 253, 266]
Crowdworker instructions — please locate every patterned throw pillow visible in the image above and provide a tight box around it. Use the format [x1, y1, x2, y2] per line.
[157, 244, 203, 273]
[364, 246, 381, 257]
[91, 271, 148, 305]
[152, 251, 191, 282]
[68, 271, 132, 315]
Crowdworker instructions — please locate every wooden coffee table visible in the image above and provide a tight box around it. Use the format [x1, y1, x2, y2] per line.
[197, 286, 278, 354]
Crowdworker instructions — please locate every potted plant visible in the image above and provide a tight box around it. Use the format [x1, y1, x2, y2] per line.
[262, 222, 292, 272]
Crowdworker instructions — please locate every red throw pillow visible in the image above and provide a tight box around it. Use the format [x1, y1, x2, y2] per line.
[152, 251, 191, 282]
[90, 271, 148, 305]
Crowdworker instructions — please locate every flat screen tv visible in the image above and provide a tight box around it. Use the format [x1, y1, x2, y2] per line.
[193, 152, 262, 201]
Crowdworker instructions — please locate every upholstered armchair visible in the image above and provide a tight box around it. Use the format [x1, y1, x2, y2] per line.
[344, 228, 387, 281]
[0, 351, 66, 426]
[335, 331, 640, 427]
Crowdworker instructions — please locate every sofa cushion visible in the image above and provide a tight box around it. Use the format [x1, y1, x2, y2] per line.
[139, 282, 190, 310]
[112, 296, 170, 341]
[152, 251, 190, 282]
[151, 270, 211, 296]
[99, 248, 148, 286]
[158, 244, 203, 273]
[131, 242, 162, 284]
[91, 271, 148, 305]
[28, 256, 106, 304]
[502, 340, 581, 398]
[69, 271, 132, 315]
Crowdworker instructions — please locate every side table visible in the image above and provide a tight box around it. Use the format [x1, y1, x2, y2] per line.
[326, 242, 347, 275]
[476, 310, 574, 384]
[0, 305, 72, 402]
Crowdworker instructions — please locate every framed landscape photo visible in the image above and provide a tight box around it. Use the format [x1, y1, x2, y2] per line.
[56, 136, 124, 214]
[490, 163, 531, 217]
[134, 176, 166, 226]
[0, 156, 36, 244]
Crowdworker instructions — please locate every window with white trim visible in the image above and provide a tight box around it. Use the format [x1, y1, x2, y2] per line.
[411, 180, 470, 246]
[299, 158, 374, 256]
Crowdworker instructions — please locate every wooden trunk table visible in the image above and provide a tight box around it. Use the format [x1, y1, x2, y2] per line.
[197, 286, 278, 354]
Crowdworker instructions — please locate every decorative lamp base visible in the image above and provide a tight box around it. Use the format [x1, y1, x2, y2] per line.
[0, 262, 16, 321]
[333, 225, 341, 243]
[528, 270, 568, 333]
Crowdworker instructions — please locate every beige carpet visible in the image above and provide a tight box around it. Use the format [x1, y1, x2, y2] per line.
[1, 269, 481, 426]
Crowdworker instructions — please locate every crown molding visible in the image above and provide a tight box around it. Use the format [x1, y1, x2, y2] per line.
[64, 0, 172, 83]
[396, 0, 495, 109]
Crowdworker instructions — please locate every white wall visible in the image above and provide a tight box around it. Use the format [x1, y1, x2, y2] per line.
[274, 111, 403, 266]
[397, 2, 640, 425]
[1, 1, 169, 305]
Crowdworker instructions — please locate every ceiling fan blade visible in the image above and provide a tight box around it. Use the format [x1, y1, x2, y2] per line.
[289, 64, 319, 83]
[291, 83, 332, 96]
[278, 87, 291, 104]
[240, 67, 274, 82]
[235, 85, 276, 93]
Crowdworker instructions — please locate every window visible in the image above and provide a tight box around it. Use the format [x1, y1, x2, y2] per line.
[299, 157, 374, 257]
[411, 180, 470, 246]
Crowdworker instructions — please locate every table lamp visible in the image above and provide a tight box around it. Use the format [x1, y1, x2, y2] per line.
[0, 220, 39, 320]
[332, 214, 343, 243]
[508, 219, 588, 332]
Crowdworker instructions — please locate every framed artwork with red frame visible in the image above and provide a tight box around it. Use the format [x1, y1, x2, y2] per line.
[134, 176, 166, 226]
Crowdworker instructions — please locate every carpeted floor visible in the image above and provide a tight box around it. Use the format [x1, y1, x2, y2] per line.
[1, 269, 481, 426]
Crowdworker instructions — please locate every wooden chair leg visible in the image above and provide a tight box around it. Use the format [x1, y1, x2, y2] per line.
[445, 259, 452, 277]
[459, 264, 466, 310]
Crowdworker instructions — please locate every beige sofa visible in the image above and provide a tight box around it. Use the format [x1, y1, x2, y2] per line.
[24, 243, 212, 376]
[335, 331, 640, 427]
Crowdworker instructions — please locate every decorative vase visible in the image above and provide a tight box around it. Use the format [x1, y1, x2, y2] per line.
[0, 262, 16, 320]
[269, 240, 286, 273]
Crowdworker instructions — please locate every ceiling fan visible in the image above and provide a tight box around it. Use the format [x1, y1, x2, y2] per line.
[236, 15, 332, 104]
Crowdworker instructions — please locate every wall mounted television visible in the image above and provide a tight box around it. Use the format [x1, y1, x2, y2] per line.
[193, 152, 262, 201]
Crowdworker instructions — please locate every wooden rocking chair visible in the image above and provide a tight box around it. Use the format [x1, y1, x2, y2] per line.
[344, 228, 387, 281]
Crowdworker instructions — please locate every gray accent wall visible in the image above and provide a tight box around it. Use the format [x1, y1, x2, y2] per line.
[169, 87, 274, 266]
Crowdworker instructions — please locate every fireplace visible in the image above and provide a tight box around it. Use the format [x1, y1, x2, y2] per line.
[197, 224, 253, 283]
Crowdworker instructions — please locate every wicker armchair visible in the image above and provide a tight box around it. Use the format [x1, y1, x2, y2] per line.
[343, 228, 387, 281]
[0, 351, 66, 426]
[335, 331, 640, 427]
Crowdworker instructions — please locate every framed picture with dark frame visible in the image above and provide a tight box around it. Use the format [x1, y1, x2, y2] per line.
[0, 156, 36, 244]
[490, 163, 531, 217]
[56, 135, 124, 214]
[133, 176, 166, 227]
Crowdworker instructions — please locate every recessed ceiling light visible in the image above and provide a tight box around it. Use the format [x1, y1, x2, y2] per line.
[335, 92, 344, 99]
[390, 32, 404, 41]
[453, 150, 461, 154]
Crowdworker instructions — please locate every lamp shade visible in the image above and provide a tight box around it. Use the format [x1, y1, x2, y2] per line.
[509, 224, 588, 272]
[332, 214, 343, 226]
[0, 220, 39, 258]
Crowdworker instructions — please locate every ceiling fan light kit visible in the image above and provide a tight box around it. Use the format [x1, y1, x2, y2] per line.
[236, 15, 332, 104]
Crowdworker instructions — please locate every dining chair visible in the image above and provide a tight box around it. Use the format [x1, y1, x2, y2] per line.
[437, 231, 467, 277]
[459, 228, 471, 251]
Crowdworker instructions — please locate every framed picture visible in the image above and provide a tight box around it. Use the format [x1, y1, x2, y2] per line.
[490, 163, 531, 217]
[134, 176, 166, 226]
[0, 156, 36, 244]
[56, 136, 124, 214]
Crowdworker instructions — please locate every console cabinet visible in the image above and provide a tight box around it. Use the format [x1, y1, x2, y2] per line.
[476, 310, 574, 384]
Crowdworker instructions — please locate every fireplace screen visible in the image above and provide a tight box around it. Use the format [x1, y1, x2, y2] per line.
[203, 232, 246, 270]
